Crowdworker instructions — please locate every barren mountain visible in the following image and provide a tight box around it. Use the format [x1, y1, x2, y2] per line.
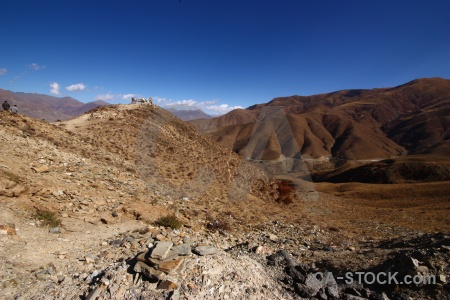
[191, 78, 450, 160]
[166, 108, 212, 121]
[1, 104, 449, 299]
[0, 89, 109, 121]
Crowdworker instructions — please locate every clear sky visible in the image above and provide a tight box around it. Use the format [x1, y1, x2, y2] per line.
[1, 0, 449, 115]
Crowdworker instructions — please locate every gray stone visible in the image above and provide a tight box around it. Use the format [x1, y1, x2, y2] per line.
[169, 289, 181, 300]
[344, 295, 368, 300]
[324, 271, 339, 298]
[183, 237, 194, 245]
[304, 273, 323, 294]
[49, 227, 61, 234]
[151, 241, 173, 260]
[372, 292, 390, 300]
[53, 190, 64, 197]
[172, 243, 191, 256]
[287, 266, 305, 283]
[85, 285, 105, 300]
[317, 288, 328, 300]
[326, 283, 340, 298]
[134, 261, 166, 280]
[193, 245, 219, 256]
[268, 234, 278, 242]
[85, 253, 99, 264]
[35, 270, 47, 280]
[294, 283, 318, 298]
[410, 257, 420, 268]
[267, 250, 296, 267]
[46, 263, 56, 275]
[377, 292, 390, 300]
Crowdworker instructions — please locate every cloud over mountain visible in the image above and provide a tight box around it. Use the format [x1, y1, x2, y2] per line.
[160, 98, 242, 115]
[50, 82, 60, 95]
[66, 83, 87, 92]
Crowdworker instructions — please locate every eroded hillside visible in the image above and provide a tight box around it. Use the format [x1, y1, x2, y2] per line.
[191, 78, 450, 161]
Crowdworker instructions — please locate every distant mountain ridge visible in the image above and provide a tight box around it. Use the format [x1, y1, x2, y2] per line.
[190, 77, 450, 160]
[0, 89, 109, 121]
[166, 108, 212, 121]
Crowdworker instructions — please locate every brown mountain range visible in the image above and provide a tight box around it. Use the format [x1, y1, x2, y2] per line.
[2, 99, 449, 299]
[0, 89, 109, 121]
[190, 77, 450, 160]
[166, 108, 212, 121]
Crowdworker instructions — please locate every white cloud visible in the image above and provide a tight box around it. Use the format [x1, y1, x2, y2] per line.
[95, 93, 116, 101]
[159, 97, 241, 115]
[0, 68, 7, 76]
[165, 99, 197, 107]
[66, 83, 87, 92]
[206, 104, 243, 115]
[29, 63, 45, 71]
[50, 82, 60, 95]
[122, 94, 137, 100]
[153, 97, 168, 104]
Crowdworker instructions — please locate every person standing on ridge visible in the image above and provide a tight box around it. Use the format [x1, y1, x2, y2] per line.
[10, 104, 18, 113]
[2, 100, 10, 111]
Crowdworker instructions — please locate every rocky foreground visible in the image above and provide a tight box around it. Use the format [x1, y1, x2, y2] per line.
[1, 215, 449, 300]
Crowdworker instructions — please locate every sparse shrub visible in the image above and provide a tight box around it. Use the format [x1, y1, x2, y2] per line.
[2, 170, 21, 183]
[155, 214, 182, 229]
[22, 126, 35, 136]
[33, 209, 61, 228]
[206, 218, 230, 232]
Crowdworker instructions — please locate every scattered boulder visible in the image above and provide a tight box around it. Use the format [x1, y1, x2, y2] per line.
[157, 279, 178, 290]
[193, 245, 219, 256]
[151, 241, 173, 260]
[31, 165, 49, 173]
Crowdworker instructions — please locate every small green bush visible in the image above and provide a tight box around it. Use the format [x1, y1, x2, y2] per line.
[155, 214, 182, 229]
[33, 209, 61, 228]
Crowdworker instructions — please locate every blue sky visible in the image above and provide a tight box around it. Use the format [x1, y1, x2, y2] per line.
[1, 0, 449, 115]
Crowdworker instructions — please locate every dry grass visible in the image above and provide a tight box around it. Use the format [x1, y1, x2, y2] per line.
[33, 209, 61, 228]
[2, 170, 21, 184]
[155, 215, 183, 229]
[312, 181, 450, 238]
[206, 214, 230, 232]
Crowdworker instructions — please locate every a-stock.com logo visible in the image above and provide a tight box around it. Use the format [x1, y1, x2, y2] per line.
[135, 106, 318, 202]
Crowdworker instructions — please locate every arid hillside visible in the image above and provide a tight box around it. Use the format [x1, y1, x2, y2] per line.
[56, 104, 280, 213]
[191, 78, 450, 160]
[1, 105, 449, 300]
